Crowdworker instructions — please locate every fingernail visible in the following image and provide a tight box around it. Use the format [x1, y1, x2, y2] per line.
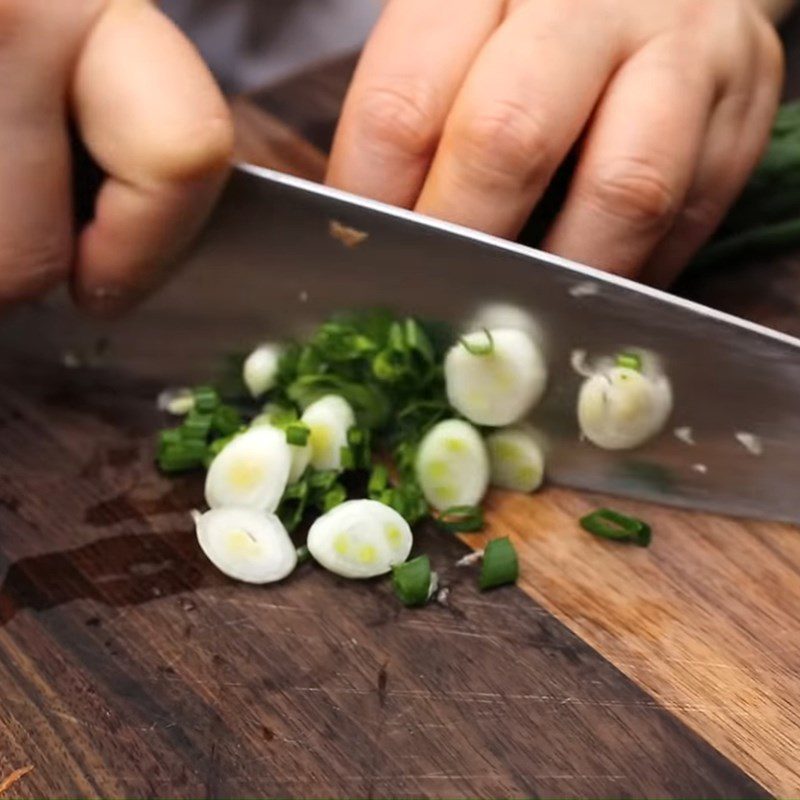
[80, 285, 128, 317]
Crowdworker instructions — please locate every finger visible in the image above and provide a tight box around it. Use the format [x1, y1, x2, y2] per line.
[0, 3, 85, 307]
[72, 0, 233, 316]
[543, 38, 716, 278]
[642, 25, 783, 286]
[326, 0, 504, 207]
[414, 0, 621, 238]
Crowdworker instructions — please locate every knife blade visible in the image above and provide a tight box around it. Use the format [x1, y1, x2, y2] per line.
[177, 164, 800, 523]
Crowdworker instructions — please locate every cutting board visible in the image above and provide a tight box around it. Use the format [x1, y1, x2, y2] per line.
[1, 85, 800, 800]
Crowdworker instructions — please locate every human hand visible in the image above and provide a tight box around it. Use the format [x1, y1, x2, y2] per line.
[327, 0, 784, 286]
[0, 0, 233, 315]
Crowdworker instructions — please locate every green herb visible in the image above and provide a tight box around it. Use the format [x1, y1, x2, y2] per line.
[460, 328, 494, 356]
[285, 422, 310, 447]
[437, 505, 485, 533]
[392, 555, 433, 607]
[615, 352, 642, 372]
[580, 508, 651, 547]
[157, 440, 207, 473]
[367, 464, 390, 497]
[322, 483, 347, 511]
[192, 385, 220, 413]
[211, 404, 243, 437]
[181, 411, 213, 440]
[479, 537, 519, 590]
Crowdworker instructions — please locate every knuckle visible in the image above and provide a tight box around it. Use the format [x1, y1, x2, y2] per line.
[452, 101, 552, 186]
[354, 82, 440, 158]
[586, 159, 678, 229]
[155, 111, 235, 182]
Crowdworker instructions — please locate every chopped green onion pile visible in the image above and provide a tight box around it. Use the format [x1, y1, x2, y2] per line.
[157, 308, 653, 607]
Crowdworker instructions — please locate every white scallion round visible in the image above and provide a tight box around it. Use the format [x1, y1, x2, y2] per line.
[577, 359, 672, 450]
[301, 395, 356, 471]
[415, 419, 489, 511]
[205, 426, 291, 511]
[243, 344, 281, 398]
[248, 406, 311, 484]
[193, 508, 297, 584]
[157, 387, 195, 416]
[307, 499, 413, 579]
[486, 427, 545, 493]
[445, 328, 547, 426]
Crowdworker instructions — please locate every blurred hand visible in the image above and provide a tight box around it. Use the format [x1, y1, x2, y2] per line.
[0, 0, 233, 315]
[327, 0, 784, 286]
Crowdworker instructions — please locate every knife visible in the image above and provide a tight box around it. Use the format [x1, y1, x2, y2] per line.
[171, 164, 800, 524]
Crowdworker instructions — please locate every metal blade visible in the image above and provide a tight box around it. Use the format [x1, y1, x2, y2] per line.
[179, 165, 800, 523]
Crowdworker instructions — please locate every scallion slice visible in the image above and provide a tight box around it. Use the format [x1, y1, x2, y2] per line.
[158, 440, 207, 473]
[392, 555, 432, 607]
[579, 508, 651, 547]
[437, 505, 484, 533]
[479, 537, 519, 590]
[459, 328, 494, 356]
[192, 386, 220, 413]
[285, 422, 311, 447]
[615, 352, 642, 372]
[181, 411, 213, 440]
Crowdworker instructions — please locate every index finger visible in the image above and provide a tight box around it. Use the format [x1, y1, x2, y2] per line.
[71, 0, 233, 315]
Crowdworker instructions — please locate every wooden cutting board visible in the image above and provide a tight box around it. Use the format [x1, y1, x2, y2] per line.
[2, 54, 800, 800]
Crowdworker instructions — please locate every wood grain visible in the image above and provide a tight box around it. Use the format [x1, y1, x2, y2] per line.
[0, 352, 768, 798]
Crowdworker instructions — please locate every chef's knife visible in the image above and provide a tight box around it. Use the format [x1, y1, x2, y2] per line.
[176, 164, 800, 523]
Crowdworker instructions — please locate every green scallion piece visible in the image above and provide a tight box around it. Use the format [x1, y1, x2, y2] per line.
[180, 412, 213, 440]
[157, 440, 207, 473]
[339, 446, 356, 471]
[438, 505, 485, 533]
[322, 483, 347, 511]
[392, 555, 432, 607]
[296, 544, 311, 565]
[580, 508, 651, 547]
[211, 404, 243, 436]
[368, 464, 390, 498]
[158, 429, 182, 450]
[192, 385, 220, 413]
[460, 328, 494, 356]
[615, 352, 642, 372]
[285, 422, 311, 447]
[479, 537, 519, 590]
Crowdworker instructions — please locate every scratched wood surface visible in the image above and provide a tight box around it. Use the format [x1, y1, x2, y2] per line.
[1, 14, 800, 800]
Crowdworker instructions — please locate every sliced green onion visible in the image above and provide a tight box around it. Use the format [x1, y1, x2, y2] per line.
[372, 348, 407, 382]
[308, 469, 339, 492]
[277, 479, 309, 532]
[322, 483, 347, 511]
[158, 440, 207, 473]
[580, 508, 651, 547]
[479, 537, 519, 590]
[404, 318, 434, 363]
[181, 411, 213, 440]
[615, 352, 642, 372]
[437, 505, 485, 533]
[392, 555, 432, 607]
[192, 385, 220, 413]
[285, 422, 311, 447]
[339, 446, 356, 471]
[368, 464, 390, 498]
[158, 429, 182, 450]
[211, 404, 243, 437]
[296, 544, 311, 564]
[459, 328, 494, 356]
[347, 426, 371, 469]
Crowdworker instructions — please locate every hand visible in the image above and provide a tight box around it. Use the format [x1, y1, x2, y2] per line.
[0, 0, 233, 315]
[327, 0, 784, 286]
